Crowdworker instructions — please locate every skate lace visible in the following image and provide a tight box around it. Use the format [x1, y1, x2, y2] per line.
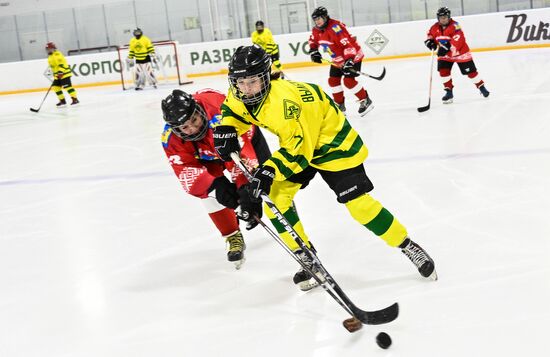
[226, 233, 244, 252]
[403, 242, 428, 268]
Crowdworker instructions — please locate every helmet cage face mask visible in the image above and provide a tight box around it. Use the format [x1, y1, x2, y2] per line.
[229, 70, 271, 105]
[170, 104, 208, 141]
[228, 46, 272, 105]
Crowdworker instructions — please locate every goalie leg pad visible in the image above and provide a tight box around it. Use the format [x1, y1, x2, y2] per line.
[319, 165, 374, 203]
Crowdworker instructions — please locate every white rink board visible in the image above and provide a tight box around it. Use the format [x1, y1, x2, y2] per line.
[0, 8, 549, 92]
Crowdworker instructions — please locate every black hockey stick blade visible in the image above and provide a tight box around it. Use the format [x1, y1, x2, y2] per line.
[351, 302, 399, 325]
[30, 108, 40, 113]
[370, 66, 386, 81]
[417, 99, 431, 112]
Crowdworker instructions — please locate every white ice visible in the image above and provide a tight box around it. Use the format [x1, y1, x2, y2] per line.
[1, 47, 549, 357]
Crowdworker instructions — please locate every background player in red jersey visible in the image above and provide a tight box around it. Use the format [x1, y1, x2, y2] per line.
[161, 89, 270, 269]
[425, 7, 490, 103]
[308, 6, 373, 116]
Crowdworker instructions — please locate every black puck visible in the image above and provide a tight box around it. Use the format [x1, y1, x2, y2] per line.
[376, 332, 392, 349]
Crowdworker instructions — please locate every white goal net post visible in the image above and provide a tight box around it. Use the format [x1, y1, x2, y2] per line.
[116, 40, 193, 90]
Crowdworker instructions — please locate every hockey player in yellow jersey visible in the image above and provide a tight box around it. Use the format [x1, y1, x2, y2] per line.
[251, 21, 283, 77]
[46, 42, 79, 107]
[127, 28, 157, 90]
[213, 45, 437, 291]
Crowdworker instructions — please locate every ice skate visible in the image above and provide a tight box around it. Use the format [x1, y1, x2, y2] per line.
[71, 98, 80, 105]
[337, 102, 346, 114]
[358, 97, 374, 116]
[400, 237, 437, 280]
[442, 88, 453, 104]
[56, 99, 66, 107]
[225, 231, 246, 270]
[293, 250, 325, 291]
[479, 85, 490, 98]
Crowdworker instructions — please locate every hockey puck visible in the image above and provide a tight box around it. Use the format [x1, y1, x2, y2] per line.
[342, 317, 362, 333]
[376, 332, 392, 349]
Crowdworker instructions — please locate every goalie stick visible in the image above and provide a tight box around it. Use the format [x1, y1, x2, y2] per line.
[230, 153, 399, 325]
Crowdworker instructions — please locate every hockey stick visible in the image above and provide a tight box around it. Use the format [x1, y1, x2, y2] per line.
[417, 50, 436, 113]
[230, 153, 399, 326]
[321, 59, 386, 81]
[30, 83, 54, 113]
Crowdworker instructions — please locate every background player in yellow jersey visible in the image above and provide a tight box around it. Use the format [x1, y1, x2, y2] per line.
[127, 28, 157, 90]
[213, 45, 437, 291]
[251, 21, 284, 78]
[45, 42, 79, 107]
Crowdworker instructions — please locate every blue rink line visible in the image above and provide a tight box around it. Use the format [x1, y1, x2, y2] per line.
[1, 147, 549, 187]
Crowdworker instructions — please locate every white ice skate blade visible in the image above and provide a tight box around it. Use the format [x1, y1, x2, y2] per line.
[359, 104, 374, 117]
[233, 257, 246, 270]
[443, 99, 453, 104]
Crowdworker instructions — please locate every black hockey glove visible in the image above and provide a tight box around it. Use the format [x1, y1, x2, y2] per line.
[437, 40, 450, 57]
[342, 58, 355, 76]
[213, 125, 240, 162]
[309, 49, 323, 64]
[424, 38, 437, 51]
[209, 176, 239, 209]
[249, 165, 275, 200]
[237, 184, 262, 230]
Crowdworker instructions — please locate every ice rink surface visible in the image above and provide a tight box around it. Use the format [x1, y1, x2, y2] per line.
[1, 48, 549, 357]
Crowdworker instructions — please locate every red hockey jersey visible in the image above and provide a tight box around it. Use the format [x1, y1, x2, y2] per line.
[427, 19, 472, 62]
[308, 18, 364, 66]
[161, 89, 261, 198]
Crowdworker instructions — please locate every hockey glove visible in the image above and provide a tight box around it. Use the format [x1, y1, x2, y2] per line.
[437, 40, 450, 57]
[213, 125, 240, 162]
[342, 59, 355, 76]
[126, 58, 135, 68]
[150, 54, 158, 64]
[237, 184, 262, 230]
[309, 49, 323, 64]
[249, 165, 275, 200]
[424, 38, 437, 51]
[55, 72, 64, 80]
[209, 176, 239, 209]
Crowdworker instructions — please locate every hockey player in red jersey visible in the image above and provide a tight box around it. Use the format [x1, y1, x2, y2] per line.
[161, 89, 270, 269]
[308, 6, 373, 116]
[425, 7, 490, 103]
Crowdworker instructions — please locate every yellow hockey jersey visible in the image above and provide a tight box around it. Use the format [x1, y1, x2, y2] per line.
[251, 28, 279, 56]
[221, 80, 368, 181]
[47, 50, 72, 79]
[128, 35, 155, 61]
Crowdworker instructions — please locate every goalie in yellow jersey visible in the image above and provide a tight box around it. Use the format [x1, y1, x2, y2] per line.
[251, 21, 284, 78]
[127, 28, 157, 90]
[213, 45, 438, 291]
[45, 42, 79, 107]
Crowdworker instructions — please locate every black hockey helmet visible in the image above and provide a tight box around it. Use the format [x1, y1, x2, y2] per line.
[255, 20, 264, 32]
[436, 7, 451, 18]
[228, 44, 272, 105]
[161, 89, 208, 141]
[311, 6, 329, 30]
[133, 28, 143, 38]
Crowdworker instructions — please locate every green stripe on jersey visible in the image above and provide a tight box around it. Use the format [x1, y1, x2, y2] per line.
[312, 135, 364, 165]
